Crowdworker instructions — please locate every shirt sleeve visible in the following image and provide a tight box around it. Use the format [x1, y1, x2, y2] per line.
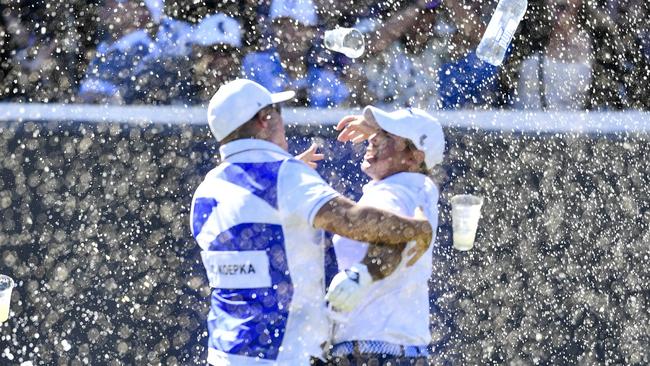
[332, 234, 368, 270]
[277, 159, 341, 227]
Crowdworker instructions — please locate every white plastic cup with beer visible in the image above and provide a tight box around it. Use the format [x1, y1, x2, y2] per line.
[450, 194, 484, 251]
[0, 274, 14, 323]
[323, 27, 365, 58]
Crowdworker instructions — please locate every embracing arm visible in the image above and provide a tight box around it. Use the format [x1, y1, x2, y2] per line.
[323, 202, 430, 311]
[314, 196, 431, 266]
[354, 205, 428, 280]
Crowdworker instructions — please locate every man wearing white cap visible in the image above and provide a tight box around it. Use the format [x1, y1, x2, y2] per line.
[190, 79, 434, 365]
[324, 106, 445, 365]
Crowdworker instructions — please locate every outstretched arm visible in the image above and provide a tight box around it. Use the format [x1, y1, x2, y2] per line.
[365, 0, 442, 56]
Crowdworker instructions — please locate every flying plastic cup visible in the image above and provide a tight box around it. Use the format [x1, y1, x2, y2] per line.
[450, 194, 484, 251]
[323, 27, 365, 58]
[0, 275, 14, 323]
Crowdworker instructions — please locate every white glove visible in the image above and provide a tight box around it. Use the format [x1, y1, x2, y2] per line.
[325, 263, 372, 313]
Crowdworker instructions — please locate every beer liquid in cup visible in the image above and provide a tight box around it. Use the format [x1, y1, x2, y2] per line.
[0, 299, 8, 323]
[476, 0, 528, 66]
[453, 230, 478, 251]
[324, 28, 365, 59]
[0, 275, 14, 323]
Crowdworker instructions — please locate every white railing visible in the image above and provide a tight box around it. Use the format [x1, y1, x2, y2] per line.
[1, 102, 650, 133]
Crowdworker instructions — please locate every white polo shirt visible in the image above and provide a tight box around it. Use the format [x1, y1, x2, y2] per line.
[332, 172, 439, 346]
[190, 139, 340, 365]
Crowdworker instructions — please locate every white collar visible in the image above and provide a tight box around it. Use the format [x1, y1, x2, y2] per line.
[370, 171, 425, 184]
[219, 139, 292, 161]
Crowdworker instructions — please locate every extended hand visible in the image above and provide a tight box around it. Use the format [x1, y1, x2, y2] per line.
[335, 114, 381, 143]
[295, 143, 325, 169]
[325, 264, 372, 312]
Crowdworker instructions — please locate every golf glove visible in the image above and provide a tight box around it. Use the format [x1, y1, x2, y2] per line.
[325, 263, 372, 312]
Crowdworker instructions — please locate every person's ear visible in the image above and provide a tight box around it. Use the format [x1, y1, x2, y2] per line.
[412, 150, 426, 166]
[256, 111, 270, 128]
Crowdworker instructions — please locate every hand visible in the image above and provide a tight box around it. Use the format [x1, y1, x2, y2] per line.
[335, 114, 380, 143]
[405, 206, 432, 266]
[325, 264, 372, 312]
[295, 143, 325, 169]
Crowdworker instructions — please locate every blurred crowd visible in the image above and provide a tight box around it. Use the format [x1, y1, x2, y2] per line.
[1, 120, 650, 364]
[0, 0, 649, 110]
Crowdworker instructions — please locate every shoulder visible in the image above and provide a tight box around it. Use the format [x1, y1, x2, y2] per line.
[278, 158, 318, 178]
[194, 164, 228, 191]
[277, 158, 337, 195]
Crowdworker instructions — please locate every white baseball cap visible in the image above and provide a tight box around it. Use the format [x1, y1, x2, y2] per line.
[270, 0, 318, 26]
[363, 106, 446, 168]
[193, 13, 242, 48]
[207, 79, 295, 141]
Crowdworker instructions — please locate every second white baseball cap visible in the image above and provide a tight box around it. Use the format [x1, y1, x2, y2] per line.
[363, 106, 446, 168]
[207, 79, 295, 141]
[193, 13, 242, 48]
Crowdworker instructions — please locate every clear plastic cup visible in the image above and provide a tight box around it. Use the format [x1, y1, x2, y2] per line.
[0, 275, 14, 323]
[323, 27, 365, 58]
[450, 195, 484, 251]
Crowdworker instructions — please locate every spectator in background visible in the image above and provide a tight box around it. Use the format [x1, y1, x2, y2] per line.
[437, 0, 500, 109]
[618, 0, 650, 109]
[190, 13, 243, 103]
[0, 1, 84, 103]
[144, 0, 164, 24]
[0, 8, 48, 100]
[346, 0, 499, 110]
[345, 0, 443, 109]
[130, 1, 196, 105]
[509, 0, 625, 110]
[78, 0, 157, 104]
[514, 0, 593, 110]
[79, 0, 198, 105]
[241, 0, 349, 107]
[0, 14, 8, 93]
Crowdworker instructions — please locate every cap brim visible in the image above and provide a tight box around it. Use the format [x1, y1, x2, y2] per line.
[363, 105, 404, 138]
[271, 90, 296, 104]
